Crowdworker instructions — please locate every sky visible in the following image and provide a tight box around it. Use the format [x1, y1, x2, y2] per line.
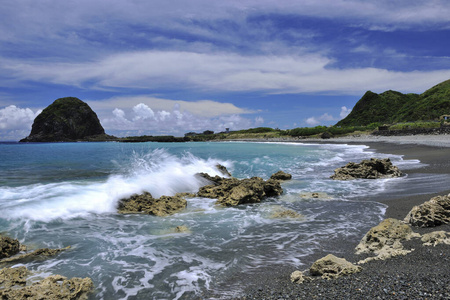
[1, 0, 450, 140]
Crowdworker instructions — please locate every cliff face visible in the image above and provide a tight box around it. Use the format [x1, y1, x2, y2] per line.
[20, 97, 106, 142]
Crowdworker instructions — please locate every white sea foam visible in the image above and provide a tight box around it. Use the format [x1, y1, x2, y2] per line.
[1, 149, 229, 222]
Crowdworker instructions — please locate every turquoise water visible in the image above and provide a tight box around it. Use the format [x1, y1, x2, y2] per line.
[0, 141, 424, 299]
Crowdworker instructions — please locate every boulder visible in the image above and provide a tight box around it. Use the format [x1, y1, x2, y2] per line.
[0, 267, 93, 300]
[197, 177, 283, 206]
[404, 194, 450, 227]
[290, 271, 310, 284]
[117, 192, 187, 216]
[20, 97, 111, 142]
[270, 171, 292, 181]
[0, 236, 20, 259]
[309, 254, 361, 279]
[421, 231, 450, 247]
[330, 158, 402, 180]
[355, 218, 419, 263]
[269, 206, 303, 220]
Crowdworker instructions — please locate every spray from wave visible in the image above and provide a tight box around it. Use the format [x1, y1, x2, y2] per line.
[0, 149, 230, 222]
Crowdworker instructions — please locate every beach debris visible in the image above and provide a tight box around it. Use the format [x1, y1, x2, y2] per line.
[0, 236, 20, 259]
[197, 176, 283, 206]
[355, 218, 420, 264]
[421, 231, 450, 246]
[268, 206, 304, 220]
[0, 266, 93, 300]
[404, 194, 450, 227]
[330, 158, 402, 180]
[309, 254, 362, 279]
[290, 270, 310, 284]
[117, 192, 188, 216]
[270, 170, 292, 181]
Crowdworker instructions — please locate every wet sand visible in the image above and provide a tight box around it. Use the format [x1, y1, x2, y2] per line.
[238, 136, 450, 299]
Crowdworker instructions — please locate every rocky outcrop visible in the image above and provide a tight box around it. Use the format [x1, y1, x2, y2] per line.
[269, 206, 303, 219]
[197, 176, 283, 206]
[117, 192, 188, 216]
[309, 254, 361, 279]
[330, 158, 402, 180]
[20, 97, 111, 142]
[0, 236, 20, 259]
[270, 171, 292, 181]
[421, 231, 450, 246]
[0, 246, 71, 264]
[355, 218, 419, 264]
[0, 266, 93, 300]
[404, 194, 450, 227]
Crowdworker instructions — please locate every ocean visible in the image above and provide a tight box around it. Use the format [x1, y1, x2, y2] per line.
[0, 141, 438, 299]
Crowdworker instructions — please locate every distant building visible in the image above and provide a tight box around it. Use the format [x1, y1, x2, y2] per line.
[440, 115, 450, 121]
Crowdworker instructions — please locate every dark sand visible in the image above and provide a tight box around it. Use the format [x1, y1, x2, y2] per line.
[238, 141, 450, 300]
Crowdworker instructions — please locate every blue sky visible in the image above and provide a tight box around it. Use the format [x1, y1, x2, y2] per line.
[1, 0, 450, 140]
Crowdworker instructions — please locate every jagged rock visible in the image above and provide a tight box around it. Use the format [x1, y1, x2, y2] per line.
[0, 236, 20, 259]
[270, 171, 292, 181]
[117, 192, 187, 216]
[355, 218, 419, 264]
[0, 246, 71, 264]
[0, 267, 93, 300]
[300, 192, 332, 199]
[309, 254, 361, 279]
[421, 231, 450, 246]
[0, 266, 28, 288]
[290, 271, 310, 284]
[20, 97, 111, 142]
[216, 164, 232, 177]
[404, 194, 450, 227]
[197, 177, 283, 206]
[330, 158, 402, 180]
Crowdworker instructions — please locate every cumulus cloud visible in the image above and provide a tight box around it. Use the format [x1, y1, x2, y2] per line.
[340, 106, 351, 119]
[0, 105, 41, 140]
[101, 102, 262, 136]
[305, 113, 335, 126]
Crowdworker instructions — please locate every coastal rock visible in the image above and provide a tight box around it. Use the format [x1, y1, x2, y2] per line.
[330, 158, 402, 180]
[20, 97, 109, 142]
[0, 267, 93, 300]
[300, 192, 332, 200]
[355, 218, 419, 263]
[270, 171, 292, 181]
[197, 177, 283, 206]
[309, 254, 361, 279]
[0, 246, 71, 264]
[216, 164, 232, 177]
[269, 206, 303, 220]
[404, 194, 450, 227]
[0, 236, 20, 259]
[174, 225, 190, 233]
[117, 192, 187, 216]
[290, 271, 310, 284]
[421, 231, 450, 246]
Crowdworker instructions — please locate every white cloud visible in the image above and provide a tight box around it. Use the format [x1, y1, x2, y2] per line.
[305, 113, 335, 126]
[0, 105, 41, 140]
[101, 102, 261, 136]
[340, 106, 351, 119]
[4, 51, 450, 95]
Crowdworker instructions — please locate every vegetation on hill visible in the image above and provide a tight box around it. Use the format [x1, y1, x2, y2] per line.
[336, 79, 450, 127]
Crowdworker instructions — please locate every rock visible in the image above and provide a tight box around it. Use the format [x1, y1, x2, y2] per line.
[309, 254, 361, 279]
[330, 158, 402, 180]
[270, 171, 292, 181]
[117, 192, 187, 216]
[0, 267, 93, 300]
[269, 206, 303, 219]
[20, 97, 111, 142]
[355, 218, 420, 264]
[216, 164, 232, 177]
[404, 194, 450, 227]
[290, 271, 310, 284]
[300, 192, 332, 200]
[197, 177, 283, 206]
[0, 246, 71, 264]
[174, 225, 190, 233]
[421, 231, 450, 246]
[320, 131, 332, 139]
[0, 236, 20, 259]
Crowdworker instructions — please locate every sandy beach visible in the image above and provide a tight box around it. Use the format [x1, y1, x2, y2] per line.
[239, 134, 450, 299]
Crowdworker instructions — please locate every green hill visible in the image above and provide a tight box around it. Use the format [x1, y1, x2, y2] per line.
[336, 79, 450, 127]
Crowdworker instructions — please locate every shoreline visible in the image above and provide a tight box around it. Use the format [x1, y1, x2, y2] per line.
[238, 135, 450, 299]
